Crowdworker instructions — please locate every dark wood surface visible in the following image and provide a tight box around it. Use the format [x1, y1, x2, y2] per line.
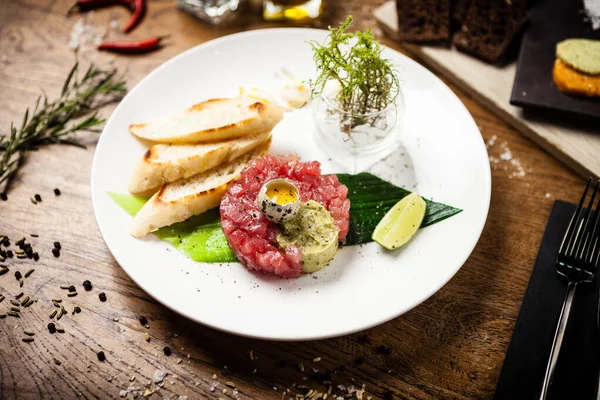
[0, 0, 587, 399]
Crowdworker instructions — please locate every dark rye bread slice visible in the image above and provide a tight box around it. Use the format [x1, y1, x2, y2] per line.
[453, 0, 529, 63]
[451, 0, 471, 30]
[396, 0, 452, 43]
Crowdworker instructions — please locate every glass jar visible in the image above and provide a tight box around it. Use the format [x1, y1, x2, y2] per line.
[176, 0, 246, 25]
[312, 89, 406, 173]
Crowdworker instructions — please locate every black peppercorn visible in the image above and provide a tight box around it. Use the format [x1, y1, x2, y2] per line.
[74, 306, 81, 313]
[6, 250, 12, 258]
[99, 292, 107, 302]
[0, 192, 7, 201]
[139, 316, 148, 326]
[48, 322, 56, 334]
[375, 345, 392, 355]
[83, 280, 92, 291]
[53, 241, 61, 250]
[97, 351, 106, 361]
[32, 252, 39, 261]
[52, 248, 60, 257]
[14, 271, 22, 280]
[54, 188, 61, 196]
[68, 285, 76, 292]
[1, 237, 9, 247]
[34, 194, 42, 202]
[163, 346, 171, 356]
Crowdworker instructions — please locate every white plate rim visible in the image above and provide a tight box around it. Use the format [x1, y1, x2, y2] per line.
[91, 28, 492, 341]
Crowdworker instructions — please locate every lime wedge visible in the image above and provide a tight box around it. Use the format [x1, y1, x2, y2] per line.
[372, 193, 426, 250]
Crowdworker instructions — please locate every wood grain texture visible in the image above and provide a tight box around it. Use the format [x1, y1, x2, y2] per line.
[375, 0, 600, 180]
[0, 0, 587, 399]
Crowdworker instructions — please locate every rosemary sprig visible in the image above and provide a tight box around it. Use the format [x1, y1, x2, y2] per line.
[0, 62, 127, 193]
[309, 16, 400, 130]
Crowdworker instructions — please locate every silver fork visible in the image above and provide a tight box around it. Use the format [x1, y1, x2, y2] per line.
[539, 178, 600, 400]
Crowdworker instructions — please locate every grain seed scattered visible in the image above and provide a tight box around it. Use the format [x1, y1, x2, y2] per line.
[10, 300, 19, 306]
[313, 357, 322, 363]
[67, 291, 77, 297]
[24, 299, 33, 307]
[49, 309, 57, 319]
[0, 314, 6, 319]
[298, 363, 305, 372]
[15, 292, 23, 299]
[225, 382, 236, 389]
[56, 326, 65, 333]
[23, 330, 35, 336]
[10, 307, 20, 313]
[0, 268, 7, 276]
[60, 285, 70, 290]
[24, 269, 34, 278]
[7, 311, 20, 318]
[20, 296, 30, 306]
[144, 332, 150, 342]
[22, 337, 34, 343]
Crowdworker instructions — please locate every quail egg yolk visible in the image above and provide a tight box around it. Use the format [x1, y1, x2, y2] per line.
[265, 181, 298, 205]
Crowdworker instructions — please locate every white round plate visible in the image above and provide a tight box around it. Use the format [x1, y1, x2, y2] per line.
[91, 29, 491, 341]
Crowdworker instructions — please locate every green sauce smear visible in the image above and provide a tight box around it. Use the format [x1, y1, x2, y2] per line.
[106, 192, 237, 263]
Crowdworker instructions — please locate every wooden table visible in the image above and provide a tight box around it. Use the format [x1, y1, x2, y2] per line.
[0, 1, 587, 398]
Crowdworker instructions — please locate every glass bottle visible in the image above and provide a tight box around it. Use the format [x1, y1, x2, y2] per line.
[263, 0, 323, 21]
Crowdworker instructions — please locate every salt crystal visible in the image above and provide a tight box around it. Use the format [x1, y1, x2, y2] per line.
[153, 370, 168, 384]
[337, 384, 346, 392]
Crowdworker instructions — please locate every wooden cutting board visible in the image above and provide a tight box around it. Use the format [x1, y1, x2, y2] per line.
[374, 1, 600, 179]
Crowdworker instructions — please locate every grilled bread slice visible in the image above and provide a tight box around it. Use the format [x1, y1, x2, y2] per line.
[130, 140, 270, 238]
[128, 131, 271, 196]
[129, 96, 285, 144]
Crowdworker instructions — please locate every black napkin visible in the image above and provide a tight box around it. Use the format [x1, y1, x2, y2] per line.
[495, 201, 599, 400]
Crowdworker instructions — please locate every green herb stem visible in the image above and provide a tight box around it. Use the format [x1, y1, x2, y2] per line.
[0, 62, 127, 192]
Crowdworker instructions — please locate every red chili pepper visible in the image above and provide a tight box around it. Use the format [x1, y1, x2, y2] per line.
[96, 35, 166, 54]
[67, 0, 133, 14]
[123, 0, 145, 33]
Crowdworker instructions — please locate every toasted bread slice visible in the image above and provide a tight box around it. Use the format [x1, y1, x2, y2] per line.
[128, 131, 271, 196]
[130, 140, 270, 238]
[129, 96, 285, 144]
[553, 58, 600, 98]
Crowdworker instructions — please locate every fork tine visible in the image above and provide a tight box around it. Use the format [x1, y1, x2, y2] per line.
[586, 181, 600, 265]
[574, 180, 600, 260]
[560, 178, 592, 257]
